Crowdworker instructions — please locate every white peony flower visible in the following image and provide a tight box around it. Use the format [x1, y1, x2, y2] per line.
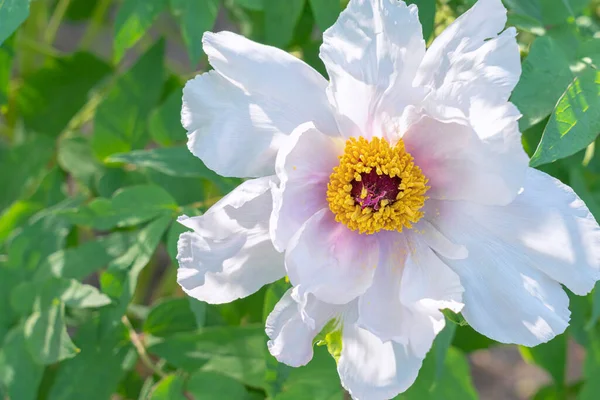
[177, 0, 600, 398]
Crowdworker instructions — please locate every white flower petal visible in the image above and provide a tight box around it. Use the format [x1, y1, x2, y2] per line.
[509, 169, 600, 295]
[266, 289, 341, 367]
[357, 232, 463, 357]
[427, 168, 595, 345]
[271, 123, 343, 251]
[339, 313, 422, 400]
[182, 32, 337, 178]
[286, 209, 378, 304]
[403, 110, 525, 205]
[416, 0, 513, 99]
[176, 177, 284, 304]
[320, 0, 426, 138]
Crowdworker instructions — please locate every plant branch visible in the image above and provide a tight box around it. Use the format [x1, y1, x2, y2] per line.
[121, 315, 167, 379]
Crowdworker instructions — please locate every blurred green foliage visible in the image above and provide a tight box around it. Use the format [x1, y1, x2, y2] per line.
[0, 0, 599, 399]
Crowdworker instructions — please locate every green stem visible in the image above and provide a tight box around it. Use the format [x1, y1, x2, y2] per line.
[44, 0, 72, 44]
[121, 315, 167, 379]
[80, 0, 112, 50]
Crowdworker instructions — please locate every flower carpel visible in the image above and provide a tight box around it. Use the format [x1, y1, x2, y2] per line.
[350, 170, 401, 211]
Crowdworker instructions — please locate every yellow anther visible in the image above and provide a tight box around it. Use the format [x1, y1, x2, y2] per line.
[326, 136, 429, 235]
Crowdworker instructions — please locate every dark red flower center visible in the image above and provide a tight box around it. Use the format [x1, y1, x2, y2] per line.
[350, 169, 402, 211]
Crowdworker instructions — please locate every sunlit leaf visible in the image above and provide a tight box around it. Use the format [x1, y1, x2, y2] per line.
[530, 69, 600, 166]
[17, 52, 111, 137]
[512, 36, 573, 131]
[0, 326, 43, 400]
[24, 301, 80, 365]
[264, 0, 305, 48]
[114, 0, 168, 62]
[149, 325, 268, 389]
[143, 298, 198, 337]
[0, 0, 30, 46]
[92, 40, 165, 159]
[170, 0, 219, 66]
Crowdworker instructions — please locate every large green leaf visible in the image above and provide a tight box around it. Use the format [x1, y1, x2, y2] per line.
[34, 232, 132, 281]
[149, 89, 186, 146]
[530, 69, 600, 167]
[107, 147, 222, 181]
[24, 301, 80, 365]
[114, 0, 168, 62]
[170, 0, 219, 66]
[0, 0, 30, 45]
[47, 318, 135, 400]
[92, 40, 165, 159]
[0, 326, 44, 400]
[71, 185, 176, 230]
[150, 375, 187, 400]
[99, 215, 172, 332]
[143, 298, 199, 337]
[264, 0, 305, 48]
[308, 0, 339, 33]
[0, 135, 55, 212]
[407, 0, 436, 40]
[0, 38, 13, 106]
[148, 325, 268, 389]
[11, 277, 112, 316]
[511, 36, 573, 131]
[187, 371, 250, 400]
[274, 346, 341, 400]
[17, 52, 112, 137]
[58, 135, 105, 189]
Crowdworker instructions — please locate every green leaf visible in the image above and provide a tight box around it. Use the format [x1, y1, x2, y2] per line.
[47, 318, 135, 400]
[0, 0, 30, 46]
[149, 324, 267, 389]
[452, 324, 496, 353]
[0, 326, 44, 400]
[72, 185, 176, 230]
[274, 347, 341, 400]
[504, 0, 589, 26]
[519, 334, 567, 388]
[188, 298, 207, 328]
[58, 135, 105, 189]
[0, 135, 54, 212]
[106, 147, 221, 181]
[24, 301, 80, 365]
[150, 375, 187, 400]
[264, 0, 305, 48]
[0, 38, 14, 106]
[308, 0, 339, 32]
[99, 215, 171, 331]
[170, 0, 219, 66]
[431, 347, 478, 399]
[17, 52, 112, 137]
[407, 0, 436, 40]
[0, 201, 41, 242]
[11, 277, 112, 316]
[578, 328, 600, 400]
[92, 40, 165, 159]
[143, 298, 198, 337]
[35, 232, 133, 281]
[114, 0, 168, 62]
[234, 0, 263, 10]
[6, 206, 73, 275]
[149, 89, 186, 146]
[530, 69, 600, 167]
[512, 36, 573, 131]
[187, 371, 249, 399]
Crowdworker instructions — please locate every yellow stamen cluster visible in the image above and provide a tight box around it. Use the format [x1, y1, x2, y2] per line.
[326, 136, 429, 235]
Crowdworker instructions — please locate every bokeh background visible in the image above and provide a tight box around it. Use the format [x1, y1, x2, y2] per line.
[1, 0, 600, 399]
